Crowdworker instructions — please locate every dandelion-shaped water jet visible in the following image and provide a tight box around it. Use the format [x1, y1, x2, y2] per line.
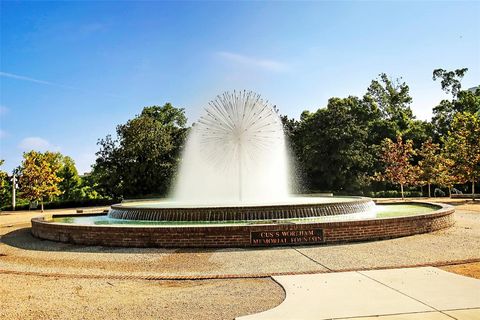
[174, 90, 289, 204]
[195, 91, 283, 201]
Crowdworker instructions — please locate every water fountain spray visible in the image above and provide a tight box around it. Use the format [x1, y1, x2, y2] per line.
[195, 91, 283, 201]
[174, 90, 289, 204]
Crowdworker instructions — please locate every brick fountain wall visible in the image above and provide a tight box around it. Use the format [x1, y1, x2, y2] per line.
[31, 202, 455, 248]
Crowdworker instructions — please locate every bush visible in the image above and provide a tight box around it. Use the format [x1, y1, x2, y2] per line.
[434, 188, 446, 197]
[368, 190, 423, 198]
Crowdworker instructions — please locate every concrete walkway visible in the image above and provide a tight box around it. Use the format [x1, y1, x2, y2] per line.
[238, 267, 480, 320]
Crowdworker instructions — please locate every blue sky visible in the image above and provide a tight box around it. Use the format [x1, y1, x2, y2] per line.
[1, 1, 479, 174]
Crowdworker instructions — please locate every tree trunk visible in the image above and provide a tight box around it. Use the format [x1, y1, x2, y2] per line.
[400, 184, 404, 200]
[448, 187, 451, 198]
[473, 180, 476, 201]
[428, 183, 431, 198]
[41, 201, 44, 212]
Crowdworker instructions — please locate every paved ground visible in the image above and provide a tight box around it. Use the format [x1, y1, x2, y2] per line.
[1, 201, 479, 279]
[239, 267, 480, 320]
[0, 199, 479, 319]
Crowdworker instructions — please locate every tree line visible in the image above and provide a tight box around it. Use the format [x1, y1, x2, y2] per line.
[1, 68, 479, 210]
[284, 68, 479, 199]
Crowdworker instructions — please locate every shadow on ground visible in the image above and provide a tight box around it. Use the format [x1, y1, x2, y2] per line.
[0, 226, 298, 255]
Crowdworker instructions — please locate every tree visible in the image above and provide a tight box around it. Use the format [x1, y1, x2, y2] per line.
[363, 73, 414, 137]
[92, 103, 188, 198]
[417, 138, 440, 198]
[443, 112, 480, 199]
[18, 151, 63, 211]
[431, 68, 479, 138]
[375, 136, 418, 199]
[293, 96, 376, 192]
[432, 68, 468, 98]
[57, 156, 81, 200]
[435, 152, 460, 197]
[363, 73, 431, 152]
[0, 160, 11, 207]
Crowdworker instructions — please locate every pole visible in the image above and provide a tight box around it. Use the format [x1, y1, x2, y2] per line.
[12, 174, 16, 211]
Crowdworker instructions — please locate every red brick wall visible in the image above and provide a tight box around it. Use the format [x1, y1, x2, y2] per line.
[31, 204, 455, 248]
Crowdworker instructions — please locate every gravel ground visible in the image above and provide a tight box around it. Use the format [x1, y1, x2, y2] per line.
[1, 205, 479, 278]
[0, 274, 284, 320]
[0, 200, 478, 319]
[297, 210, 480, 271]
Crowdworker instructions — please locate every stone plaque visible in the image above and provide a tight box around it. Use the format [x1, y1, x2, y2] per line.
[250, 229, 324, 246]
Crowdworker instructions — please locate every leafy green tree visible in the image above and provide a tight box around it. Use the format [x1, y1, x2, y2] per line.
[435, 152, 460, 197]
[58, 156, 81, 200]
[363, 73, 431, 150]
[280, 115, 305, 192]
[432, 68, 480, 138]
[293, 96, 375, 192]
[375, 136, 418, 199]
[363, 73, 414, 139]
[417, 138, 440, 197]
[74, 173, 101, 200]
[92, 103, 188, 198]
[280, 115, 300, 144]
[443, 112, 480, 199]
[432, 68, 468, 98]
[18, 151, 63, 211]
[286, 73, 429, 194]
[0, 160, 11, 207]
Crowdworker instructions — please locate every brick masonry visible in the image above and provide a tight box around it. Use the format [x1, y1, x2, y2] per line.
[31, 202, 455, 248]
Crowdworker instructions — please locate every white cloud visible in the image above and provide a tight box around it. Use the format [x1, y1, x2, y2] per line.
[0, 71, 66, 87]
[217, 51, 289, 72]
[0, 71, 122, 98]
[18, 137, 60, 152]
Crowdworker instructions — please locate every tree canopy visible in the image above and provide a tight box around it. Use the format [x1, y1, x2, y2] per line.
[18, 151, 63, 211]
[92, 103, 187, 198]
[375, 136, 418, 199]
[58, 155, 81, 200]
[2, 69, 478, 207]
[443, 112, 480, 197]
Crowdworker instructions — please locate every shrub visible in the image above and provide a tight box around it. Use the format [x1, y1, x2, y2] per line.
[368, 190, 423, 198]
[434, 188, 446, 197]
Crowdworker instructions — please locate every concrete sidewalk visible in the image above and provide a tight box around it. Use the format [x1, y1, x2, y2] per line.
[238, 267, 480, 320]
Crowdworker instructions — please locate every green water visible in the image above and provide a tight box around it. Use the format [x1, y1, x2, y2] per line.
[51, 203, 438, 227]
[375, 203, 436, 217]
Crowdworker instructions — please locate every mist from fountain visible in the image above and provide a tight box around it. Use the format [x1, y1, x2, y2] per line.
[173, 90, 291, 205]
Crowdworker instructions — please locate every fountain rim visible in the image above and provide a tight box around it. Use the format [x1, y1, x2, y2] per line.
[31, 201, 455, 248]
[107, 196, 377, 222]
[44, 201, 449, 228]
[111, 195, 372, 210]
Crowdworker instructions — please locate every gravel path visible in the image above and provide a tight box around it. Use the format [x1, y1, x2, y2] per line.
[0, 274, 284, 320]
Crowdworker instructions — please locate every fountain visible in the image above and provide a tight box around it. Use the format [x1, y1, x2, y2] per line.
[107, 90, 375, 222]
[31, 91, 455, 247]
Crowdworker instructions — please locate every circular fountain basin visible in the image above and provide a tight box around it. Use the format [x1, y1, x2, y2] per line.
[108, 196, 375, 221]
[31, 200, 455, 248]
